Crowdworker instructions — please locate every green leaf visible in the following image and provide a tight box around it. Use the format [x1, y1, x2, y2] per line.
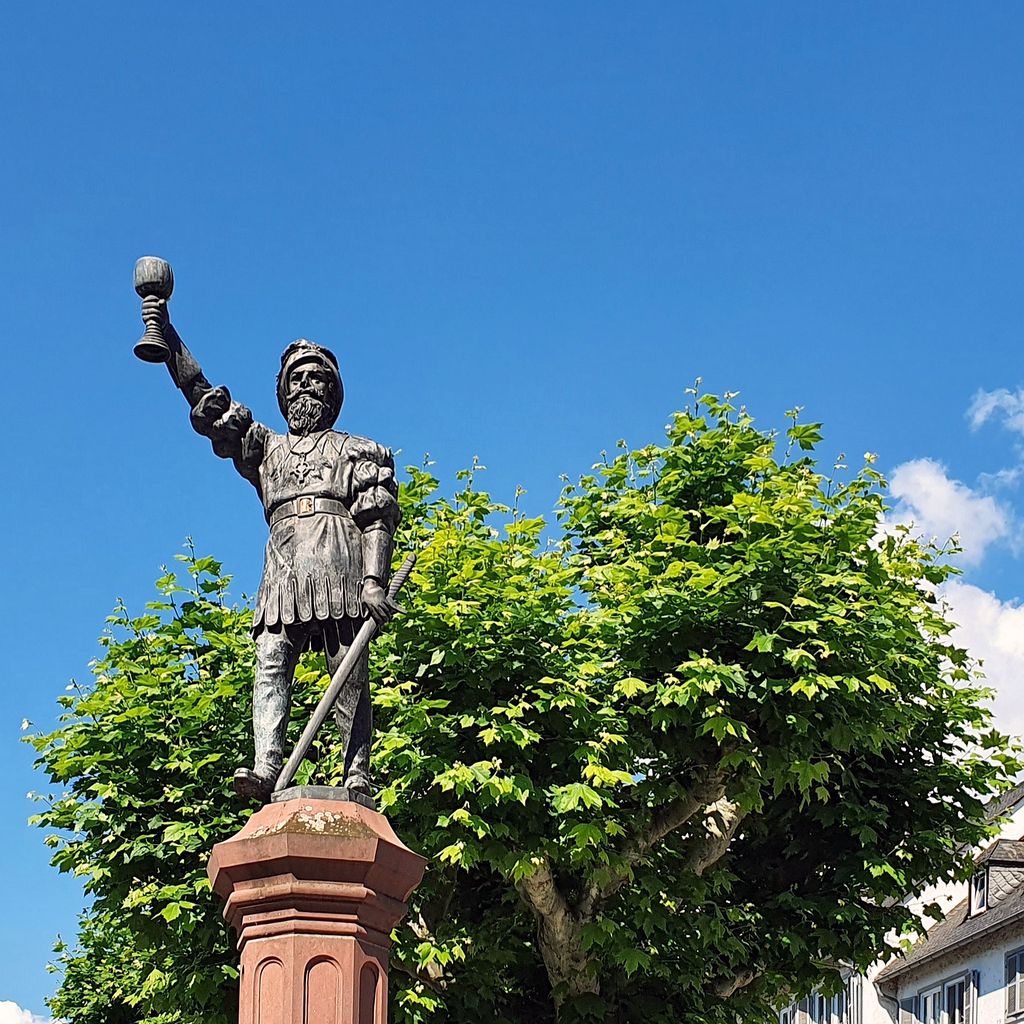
[551, 782, 604, 812]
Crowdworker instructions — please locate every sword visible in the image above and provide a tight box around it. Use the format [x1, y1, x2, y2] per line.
[273, 551, 418, 795]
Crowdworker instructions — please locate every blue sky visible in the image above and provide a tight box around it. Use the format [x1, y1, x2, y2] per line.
[4, 4, 1024, 1018]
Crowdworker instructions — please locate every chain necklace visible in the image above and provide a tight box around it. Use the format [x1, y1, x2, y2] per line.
[287, 429, 331, 486]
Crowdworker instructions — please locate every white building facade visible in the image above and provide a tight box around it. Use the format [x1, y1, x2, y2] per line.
[779, 786, 1024, 1024]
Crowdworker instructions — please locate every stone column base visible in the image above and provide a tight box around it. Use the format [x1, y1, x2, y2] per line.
[208, 795, 426, 1024]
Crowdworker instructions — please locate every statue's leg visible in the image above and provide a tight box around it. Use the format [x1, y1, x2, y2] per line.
[252, 625, 301, 781]
[324, 623, 372, 795]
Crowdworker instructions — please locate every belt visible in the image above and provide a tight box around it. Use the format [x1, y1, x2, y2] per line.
[268, 495, 349, 527]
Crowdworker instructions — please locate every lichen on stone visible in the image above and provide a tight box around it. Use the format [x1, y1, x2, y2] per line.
[250, 807, 377, 840]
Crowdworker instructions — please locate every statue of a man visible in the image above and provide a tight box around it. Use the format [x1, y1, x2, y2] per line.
[149, 301, 401, 802]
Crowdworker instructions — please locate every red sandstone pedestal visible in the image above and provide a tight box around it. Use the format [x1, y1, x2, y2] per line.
[208, 793, 426, 1024]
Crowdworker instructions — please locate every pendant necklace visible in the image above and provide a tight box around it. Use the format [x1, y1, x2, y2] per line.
[288, 430, 330, 486]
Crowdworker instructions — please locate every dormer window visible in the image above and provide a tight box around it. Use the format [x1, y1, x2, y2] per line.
[970, 868, 988, 915]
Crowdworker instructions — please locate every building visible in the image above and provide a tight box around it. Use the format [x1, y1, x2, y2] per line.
[779, 783, 1024, 1024]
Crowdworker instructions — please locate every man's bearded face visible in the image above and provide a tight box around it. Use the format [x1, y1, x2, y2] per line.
[285, 363, 335, 434]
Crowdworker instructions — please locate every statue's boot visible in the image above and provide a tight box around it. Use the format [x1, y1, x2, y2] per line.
[344, 773, 373, 800]
[233, 766, 275, 801]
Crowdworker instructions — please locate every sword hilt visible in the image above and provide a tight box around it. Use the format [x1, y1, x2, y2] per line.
[387, 551, 417, 600]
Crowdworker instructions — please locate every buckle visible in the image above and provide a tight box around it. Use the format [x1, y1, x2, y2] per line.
[296, 496, 315, 517]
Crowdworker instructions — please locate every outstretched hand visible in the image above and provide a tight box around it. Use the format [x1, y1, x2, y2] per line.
[361, 579, 402, 628]
[189, 387, 253, 461]
[194, 386, 231, 423]
[190, 386, 232, 434]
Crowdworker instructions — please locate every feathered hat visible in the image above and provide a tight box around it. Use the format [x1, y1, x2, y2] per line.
[276, 339, 344, 426]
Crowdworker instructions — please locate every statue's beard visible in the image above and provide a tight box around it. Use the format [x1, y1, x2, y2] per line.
[287, 394, 332, 434]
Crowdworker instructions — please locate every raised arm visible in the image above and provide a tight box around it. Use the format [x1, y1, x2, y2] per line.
[152, 300, 267, 489]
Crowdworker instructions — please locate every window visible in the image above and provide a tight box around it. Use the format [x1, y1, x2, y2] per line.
[1008, 947, 1024, 1017]
[805, 995, 818, 1024]
[832, 990, 847, 1023]
[970, 869, 988, 915]
[907, 972, 977, 1024]
[944, 978, 965, 1024]
[799, 981, 860, 1024]
[804, 993, 827, 1024]
[920, 986, 941, 1024]
[777, 980, 861, 1024]
[900, 995, 916, 1024]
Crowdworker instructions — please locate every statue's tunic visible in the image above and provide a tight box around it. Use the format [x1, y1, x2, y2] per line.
[198, 408, 401, 637]
[249, 429, 398, 631]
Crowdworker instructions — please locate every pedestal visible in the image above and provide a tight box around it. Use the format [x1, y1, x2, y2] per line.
[208, 791, 426, 1024]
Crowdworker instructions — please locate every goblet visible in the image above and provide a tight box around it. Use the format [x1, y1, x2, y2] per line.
[133, 256, 174, 363]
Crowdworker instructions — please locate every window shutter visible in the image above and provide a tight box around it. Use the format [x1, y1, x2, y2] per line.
[899, 996, 916, 1024]
[1010, 954, 1018, 1018]
[964, 969, 979, 1024]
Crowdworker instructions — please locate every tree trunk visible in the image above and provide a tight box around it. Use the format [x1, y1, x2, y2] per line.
[536, 907, 600, 1015]
[516, 858, 602, 1020]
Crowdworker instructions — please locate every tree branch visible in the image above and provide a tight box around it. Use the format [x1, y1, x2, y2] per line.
[710, 969, 759, 999]
[391, 956, 447, 995]
[516, 856, 599, 1002]
[517, 855, 577, 935]
[419, 866, 457, 933]
[404, 913, 450, 987]
[681, 795, 746, 875]
[392, 864, 460, 994]
[578, 773, 725, 918]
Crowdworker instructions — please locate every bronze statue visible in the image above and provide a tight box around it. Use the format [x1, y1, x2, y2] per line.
[132, 257, 402, 802]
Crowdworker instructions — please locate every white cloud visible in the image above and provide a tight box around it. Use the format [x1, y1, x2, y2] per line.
[0, 1002, 53, 1024]
[979, 464, 1024, 491]
[887, 458, 1012, 566]
[943, 580, 1024, 741]
[887, 393, 1024, 741]
[968, 387, 1024, 435]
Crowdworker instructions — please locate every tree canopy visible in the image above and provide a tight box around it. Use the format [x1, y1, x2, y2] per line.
[29, 390, 1020, 1024]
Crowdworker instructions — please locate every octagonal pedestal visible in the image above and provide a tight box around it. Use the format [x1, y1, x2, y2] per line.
[208, 796, 426, 1024]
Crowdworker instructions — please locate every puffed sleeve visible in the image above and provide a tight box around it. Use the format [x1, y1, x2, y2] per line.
[348, 437, 401, 534]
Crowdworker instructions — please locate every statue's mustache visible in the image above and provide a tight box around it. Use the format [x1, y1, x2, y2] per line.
[288, 393, 327, 417]
[287, 392, 331, 433]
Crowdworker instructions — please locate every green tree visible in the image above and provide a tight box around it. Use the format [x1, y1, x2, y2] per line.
[30, 392, 1020, 1024]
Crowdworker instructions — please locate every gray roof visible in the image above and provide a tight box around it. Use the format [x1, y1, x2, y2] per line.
[877, 850, 1024, 984]
[985, 781, 1024, 824]
[977, 840, 1024, 866]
